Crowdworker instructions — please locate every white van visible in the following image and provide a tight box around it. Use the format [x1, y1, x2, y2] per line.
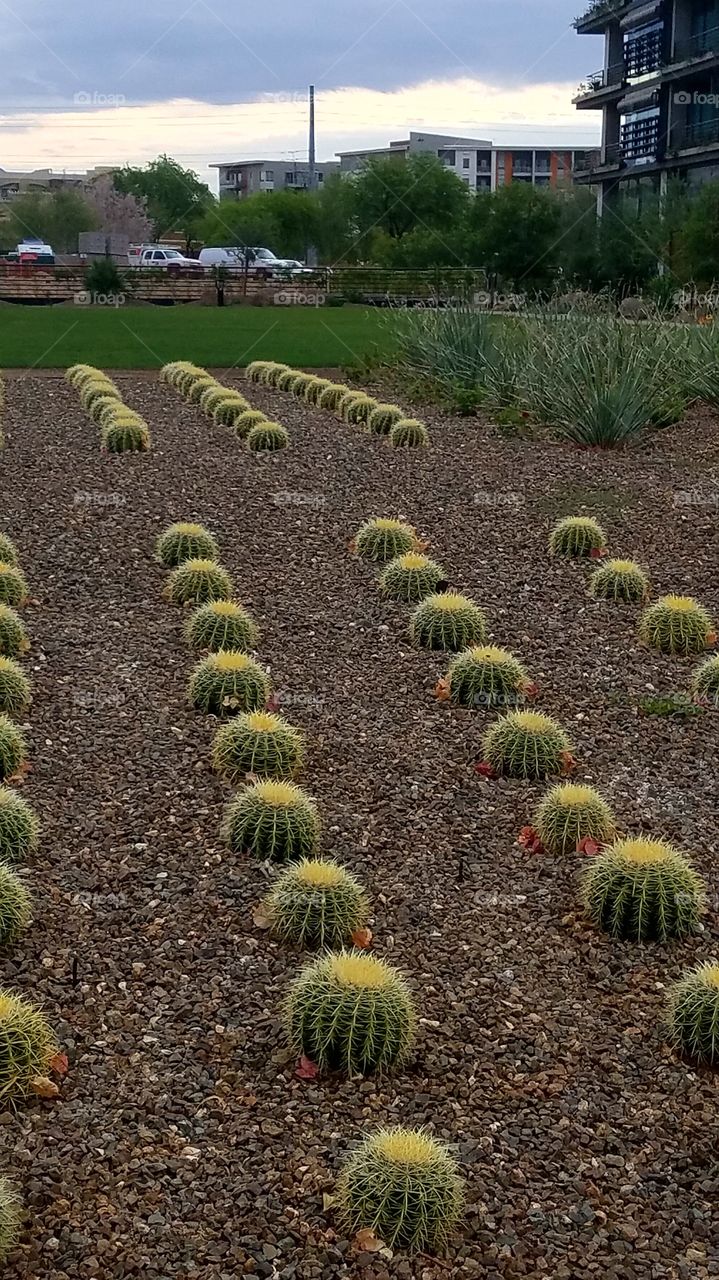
[198, 246, 245, 269]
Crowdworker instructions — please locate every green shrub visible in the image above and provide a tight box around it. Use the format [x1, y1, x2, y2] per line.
[0, 564, 27, 609]
[213, 396, 251, 427]
[549, 516, 606, 558]
[410, 593, 487, 651]
[0, 1178, 20, 1261]
[354, 518, 417, 563]
[0, 606, 28, 659]
[482, 710, 573, 780]
[337, 1127, 464, 1253]
[156, 522, 218, 568]
[443, 645, 529, 708]
[318, 383, 348, 410]
[234, 410, 267, 439]
[102, 420, 151, 453]
[639, 595, 714, 656]
[534, 783, 615, 855]
[390, 418, 430, 449]
[589, 558, 650, 603]
[247, 422, 289, 452]
[0, 659, 30, 717]
[582, 836, 705, 941]
[284, 950, 415, 1074]
[0, 718, 25, 782]
[212, 710, 303, 781]
[189, 651, 270, 714]
[264, 857, 369, 949]
[0, 536, 18, 567]
[667, 962, 719, 1066]
[0, 988, 57, 1101]
[379, 552, 446, 603]
[0, 788, 39, 865]
[368, 404, 404, 435]
[345, 395, 378, 426]
[84, 257, 125, 297]
[691, 654, 719, 707]
[185, 600, 259, 653]
[168, 558, 233, 606]
[223, 779, 320, 862]
[0, 865, 31, 946]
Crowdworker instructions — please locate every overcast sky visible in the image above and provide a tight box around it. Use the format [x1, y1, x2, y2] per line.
[0, 0, 602, 183]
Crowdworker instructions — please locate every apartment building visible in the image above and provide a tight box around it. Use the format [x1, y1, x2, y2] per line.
[574, 0, 719, 205]
[336, 131, 598, 192]
[211, 159, 340, 199]
[0, 167, 111, 203]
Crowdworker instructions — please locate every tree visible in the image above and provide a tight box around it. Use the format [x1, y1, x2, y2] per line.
[84, 175, 153, 243]
[351, 154, 469, 242]
[594, 194, 662, 292]
[465, 183, 562, 290]
[677, 180, 719, 285]
[5, 190, 98, 252]
[314, 174, 360, 264]
[114, 155, 213, 250]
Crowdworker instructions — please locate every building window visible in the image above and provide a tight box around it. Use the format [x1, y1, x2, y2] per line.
[512, 151, 533, 175]
[438, 149, 456, 166]
[462, 157, 470, 169]
[624, 21, 664, 78]
[534, 150, 551, 173]
[262, 169, 274, 181]
[477, 150, 492, 173]
[621, 107, 660, 162]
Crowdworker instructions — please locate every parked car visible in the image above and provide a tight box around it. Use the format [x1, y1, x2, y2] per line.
[129, 245, 202, 270]
[16, 239, 55, 265]
[197, 246, 246, 269]
[250, 247, 311, 276]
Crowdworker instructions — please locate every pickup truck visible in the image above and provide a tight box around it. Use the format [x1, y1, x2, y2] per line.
[128, 246, 202, 270]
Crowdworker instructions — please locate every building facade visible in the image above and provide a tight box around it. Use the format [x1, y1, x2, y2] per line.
[0, 167, 110, 203]
[336, 131, 598, 192]
[211, 159, 340, 199]
[574, 0, 719, 204]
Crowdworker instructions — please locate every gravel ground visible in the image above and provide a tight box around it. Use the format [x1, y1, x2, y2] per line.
[0, 369, 717, 1280]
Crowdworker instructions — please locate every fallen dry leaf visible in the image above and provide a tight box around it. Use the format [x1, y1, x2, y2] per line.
[322, 1192, 336, 1212]
[577, 837, 601, 857]
[49, 1052, 69, 1076]
[30, 1076, 59, 1099]
[354, 1228, 388, 1254]
[475, 761, 498, 779]
[252, 903, 272, 930]
[295, 1055, 319, 1080]
[351, 927, 373, 950]
[434, 676, 451, 703]
[518, 826, 545, 855]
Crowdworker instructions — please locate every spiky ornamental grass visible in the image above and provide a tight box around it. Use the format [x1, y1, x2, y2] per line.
[535, 783, 615, 855]
[444, 645, 530, 709]
[185, 600, 259, 653]
[0, 718, 25, 783]
[0, 607, 28, 660]
[667, 962, 719, 1066]
[337, 1127, 464, 1254]
[0, 564, 27, 609]
[639, 595, 714, 656]
[691, 654, 719, 707]
[582, 837, 706, 942]
[0, 659, 30, 717]
[482, 710, 573, 780]
[168, 558, 233, 606]
[390, 418, 430, 449]
[0, 865, 31, 946]
[0, 788, 39, 866]
[156, 522, 218, 568]
[234, 410, 268, 439]
[345, 396, 379, 426]
[247, 422, 289, 453]
[0, 988, 57, 1101]
[380, 553, 446, 603]
[368, 404, 404, 436]
[0, 536, 18, 567]
[589, 558, 650, 604]
[102, 420, 151, 453]
[213, 396, 251, 428]
[265, 858, 370, 950]
[0, 1178, 20, 1262]
[410, 593, 487, 652]
[223, 779, 320, 862]
[318, 383, 349, 410]
[212, 711, 303, 782]
[549, 516, 607, 558]
[189, 651, 270, 715]
[355, 518, 417, 564]
[285, 951, 416, 1075]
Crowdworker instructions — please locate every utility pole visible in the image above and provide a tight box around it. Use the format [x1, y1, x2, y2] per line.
[308, 84, 316, 191]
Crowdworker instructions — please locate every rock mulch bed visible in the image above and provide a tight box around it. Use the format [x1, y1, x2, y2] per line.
[0, 369, 717, 1279]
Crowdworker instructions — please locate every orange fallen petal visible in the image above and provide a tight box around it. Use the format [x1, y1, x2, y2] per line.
[577, 837, 601, 857]
[560, 751, 577, 776]
[49, 1052, 69, 1077]
[434, 677, 451, 703]
[351, 927, 373, 950]
[295, 1055, 319, 1080]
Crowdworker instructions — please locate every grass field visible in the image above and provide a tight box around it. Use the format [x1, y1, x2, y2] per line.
[0, 304, 392, 368]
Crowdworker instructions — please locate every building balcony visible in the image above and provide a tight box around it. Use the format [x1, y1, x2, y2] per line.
[574, 62, 626, 105]
[669, 114, 719, 153]
[574, 0, 628, 35]
[672, 26, 719, 65]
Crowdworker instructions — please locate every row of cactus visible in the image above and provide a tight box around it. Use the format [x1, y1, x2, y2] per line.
[245, 361, 430, 449]
[161, 361, 290, 452]
[550, 517, 717, 654]
[66, 364, 151, 452]
[0, 371, 4, 450]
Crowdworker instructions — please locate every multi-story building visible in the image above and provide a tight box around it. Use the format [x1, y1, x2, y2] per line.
[574, 0, 719, 206]
[0, 166, 111, 203]
[336, 131, 598, 192]
[211, 159, 340, 199]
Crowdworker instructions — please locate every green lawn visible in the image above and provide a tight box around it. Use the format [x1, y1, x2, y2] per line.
[0, 304, 394, 369]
